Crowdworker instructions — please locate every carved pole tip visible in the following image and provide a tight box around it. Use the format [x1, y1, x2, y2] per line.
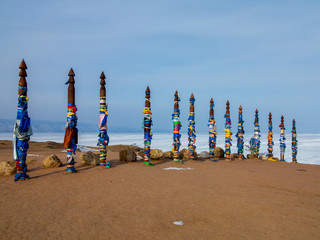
[146, 86, 150, 92]
[174, 90, 178, 96]
[100, 71, 106, 80]
[210, 98, 213, 103]
[19, 59, 27, 69]
[68, 68, 75, 77]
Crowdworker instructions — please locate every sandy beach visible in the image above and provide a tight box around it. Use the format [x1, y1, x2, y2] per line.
[1, 140, 320, 240]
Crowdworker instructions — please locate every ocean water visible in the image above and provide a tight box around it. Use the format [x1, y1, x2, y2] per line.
[1, 132, 319, 165]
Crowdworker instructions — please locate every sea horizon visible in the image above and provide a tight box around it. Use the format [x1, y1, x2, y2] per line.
[1, 132, 319, 165]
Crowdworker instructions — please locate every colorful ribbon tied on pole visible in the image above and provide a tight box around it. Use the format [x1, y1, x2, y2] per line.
[142, 86, 154, 166]
[208, 98, 217, 161]
[63, 68, 78, 173]
[292, 119, 297, 163]
[249, 109, 261, 158]
[236, 106, 244, 159]
[267, 113, 274, 161]
[172, 91, 182, 163]
[98, 72, 110, 168]
[279, 115, 286, 161]
[13, 59, 33, 181]
[188, 93, 196, 160]
[224, 101, 232, 160]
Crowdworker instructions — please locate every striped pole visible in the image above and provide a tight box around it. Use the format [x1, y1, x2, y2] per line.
[143, 86, 154, 166]
[279, 115, 286, 161]
[188, 93, 196, 160]
[98, 72, 110, 168]
[63, 68, 78, 173]
[250, 109, 261, 157]
[172, 91, 182, 163]
[236, 105, 244, 159]
[224, 100, 232, 160]
[292, 119, 298, 163]
[208, 98, 217, 161]
[13, 59, 32, 181]
[267, 113, 274, 161]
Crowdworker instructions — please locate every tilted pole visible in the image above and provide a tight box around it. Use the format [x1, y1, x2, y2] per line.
[279, 115, 286, 161]
[292, 119, 298, 163]
[236, 105, 244, 160]
[63, 68, 78, 173]
[224, 100, 232, 160]
[98, 72, 110, 168]
[142, 86, 154, 166]
[172, 91, 182, 163]
[13, 59, 33, 181]
[188, 93, 196, 160]
[208, 98, 217, 161]
[250, 109, 261, 157]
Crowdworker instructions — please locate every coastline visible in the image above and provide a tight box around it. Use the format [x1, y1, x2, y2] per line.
[1, 140, 320, 239]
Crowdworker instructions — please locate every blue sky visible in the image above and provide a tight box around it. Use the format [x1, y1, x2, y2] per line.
[0, 0, 319, 133]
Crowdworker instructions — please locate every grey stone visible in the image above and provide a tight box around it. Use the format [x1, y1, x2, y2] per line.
[199, 151, 209, 159]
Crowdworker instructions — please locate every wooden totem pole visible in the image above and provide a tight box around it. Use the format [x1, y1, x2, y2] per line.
[208, 98, 217, 161]
[224, 100, 232, 160]
[98, 72, 110, 168]
[279, 115, 286, 161]
[63, 68, 78, 173]
[236, 105, 244, 159]
[142, 86, 154, 166]
[188, 93, 196, 160]
[172, 91, 182, 163]
[13, 59, 33, 181]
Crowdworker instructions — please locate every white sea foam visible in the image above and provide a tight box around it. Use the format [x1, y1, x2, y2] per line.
[1, 132, 319, 165]
[163, 167, 193, 171]
[173, 221, 184, 226]
[77, 145, 98, 152]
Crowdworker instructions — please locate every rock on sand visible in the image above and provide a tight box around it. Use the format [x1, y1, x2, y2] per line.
[0, 161, 16, 176]
[214, 147, 224, 158]
[119, 149, 137, 162]
[199, 151, 209, 159]
[43, 154, 62, 168]
[150, 149, 164, 160]
[80, 151, 100, 166]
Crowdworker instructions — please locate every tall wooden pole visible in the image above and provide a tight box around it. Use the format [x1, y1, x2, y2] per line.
[208, 98, 217, 161]
[236, 105, 244, 159]
[250, 109, 260, 157]
[267, 112, 274, 160]
[172, 90, 182, 163]
[13, 59, 32, 181]
[224, 100, 232, 160]
[292, 119, 298, 163]
[143, 86, 154, 166]
[98, 72, 110, 168]
[63, 68, 78, 173]
[279, 115, 286, 161]
[188, 93, 196, 160]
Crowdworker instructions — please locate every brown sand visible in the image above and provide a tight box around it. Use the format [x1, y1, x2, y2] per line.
[0, 140, 320, 240]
